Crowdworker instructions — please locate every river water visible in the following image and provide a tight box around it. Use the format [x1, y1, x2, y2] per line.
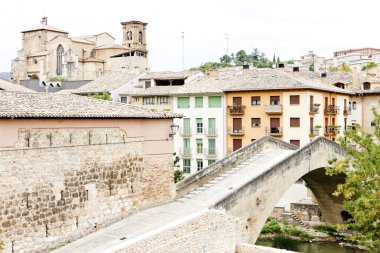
[256, 240, 365, 253]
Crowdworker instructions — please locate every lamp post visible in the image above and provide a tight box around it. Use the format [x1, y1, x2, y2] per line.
[169, 124, 179, 138]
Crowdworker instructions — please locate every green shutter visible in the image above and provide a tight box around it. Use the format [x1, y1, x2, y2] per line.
[183, 138, 190, 148]
[208, 96, 221, 107]
[183, 118, 190, 134]
[208, 139, 216, 154]
[208, 118, 216, 134]
[195, 97, 203, 108]
[178, 97, 190, 108]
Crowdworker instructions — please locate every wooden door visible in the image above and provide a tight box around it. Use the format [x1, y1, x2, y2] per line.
[233, 139, 242, 151]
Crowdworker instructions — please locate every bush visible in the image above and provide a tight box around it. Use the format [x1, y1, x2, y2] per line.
[284, 226, 314, 240]
[261, 220, 282, 234]
[174, 169, 184, 183]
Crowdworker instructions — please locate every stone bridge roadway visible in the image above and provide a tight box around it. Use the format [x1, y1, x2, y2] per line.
[54, 136, 346, 253]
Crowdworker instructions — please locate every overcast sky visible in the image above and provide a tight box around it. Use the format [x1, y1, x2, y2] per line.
[1, 0, 379, 72]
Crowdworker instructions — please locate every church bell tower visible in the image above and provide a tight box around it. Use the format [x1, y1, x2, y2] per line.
[121, 21, 148, 51]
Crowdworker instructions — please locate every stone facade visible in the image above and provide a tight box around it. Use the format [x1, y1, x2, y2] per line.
[290, 203, 322, 225]
[0, 128, 173, 252]
[114, 210, 247, 253]
[11, 18, 148, 84]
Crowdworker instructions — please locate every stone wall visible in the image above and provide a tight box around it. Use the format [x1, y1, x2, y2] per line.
[113, 210, 247, 253]
[290, 203, 322, 225]
[0, 128, 174, 253]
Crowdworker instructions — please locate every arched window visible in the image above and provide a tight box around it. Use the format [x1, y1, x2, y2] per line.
[138, 31, 143, 44]
[56, 44, 64, 76]
[127, 31, 133, 41]
[363, 82, 371, 90]
[353, 102, 357, 110]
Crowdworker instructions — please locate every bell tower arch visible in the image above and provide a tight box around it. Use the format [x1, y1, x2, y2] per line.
[121, 20, 148, 51]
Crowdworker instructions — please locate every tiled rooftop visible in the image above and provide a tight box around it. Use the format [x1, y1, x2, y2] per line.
[21, 24, 68, 34]
[73, 71, 142, 94]
[143, 70, 201, 80]
[0, 79, 35, 93]
[0, 91, 181, 119]
[128, 68, 353, 96]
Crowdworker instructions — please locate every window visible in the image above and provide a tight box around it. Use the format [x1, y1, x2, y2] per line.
[251, 139, 256, 142]
[138, 31, 143, 44]
[121, 97, 128, 104]
[290, 95, 300, 105]
[183, 159, 191, 173]
[352, 102, 357, 110]
[183, 138, 190, 155]
[208, 118, 216, 135]
[56, 44, 64, 76]
[178, 97, 190, 108]
[290, 118, 300, 127]
[127, 31, 133, 40]
[143, 97, 155, 105]
[208, 139, 216, 155]
[363, 82, 371, 90]
[371, 121, 375, 127]
[290, 140, 300, 147]
[197, 159, 203, 171]
[158, 96, 169, 104]
[196, 139, 203, 154]
[208, 96, 222, 107]
[183, 118, 191, 135]
[208, 160, 216, 166]
[196, 118, 203, 134]
[251, 96, 261, 105]
[195, 97, 203, 108]
[233, 118, 243, 133]
[251, 118, 261, 127]
[270, 96, 280, 105]
[145, 81, 151, 88]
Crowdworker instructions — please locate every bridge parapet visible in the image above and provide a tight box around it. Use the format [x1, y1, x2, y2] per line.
[176, 136, 297, 198]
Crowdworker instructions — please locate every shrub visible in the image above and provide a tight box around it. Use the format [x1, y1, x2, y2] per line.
[261, 220, 282, 234]
[174, 169, 184, 183]
[313, 225, 337, 236]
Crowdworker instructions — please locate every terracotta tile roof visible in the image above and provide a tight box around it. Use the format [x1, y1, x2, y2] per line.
[143, 70, 201, 80]
[72, 71, 142, 94]
[0, 91, 181, 119]
[128, 68, 352, 96]
[0, 79, 35, 93]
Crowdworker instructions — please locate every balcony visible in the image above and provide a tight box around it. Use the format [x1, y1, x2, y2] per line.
[179, 147, 192, 157]
[309, 103, 320, 114]
[228, 105, 246, 115]
[228, 127, 244, 135]
[265, 105, 283, 114]
[204, 127, 218, 137]
[309, 127, 320, 137]
[179, 127, 192, 137]
[343, 107, 352, 115]
[266, 126, 283, 136]
[324, 105, 340, 115]
[204, 148, 218, 158]
[324, 126, 340, 135]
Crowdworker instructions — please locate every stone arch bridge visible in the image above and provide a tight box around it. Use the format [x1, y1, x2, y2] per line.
[55, 136, 346, 253]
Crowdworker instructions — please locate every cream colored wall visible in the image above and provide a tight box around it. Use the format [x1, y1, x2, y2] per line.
[95, 33, 115, 45]
[131, 96, 173, 111]
[0, 118, 173, 155]
[336, 94, 350, 135]
[362, 95, 380, 133]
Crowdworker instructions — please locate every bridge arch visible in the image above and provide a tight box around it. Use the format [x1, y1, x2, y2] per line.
[211, 137, 346, 242]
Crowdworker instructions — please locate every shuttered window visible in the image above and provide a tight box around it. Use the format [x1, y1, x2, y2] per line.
[290, 140, 300, 147]
[183, 159, 191, 173]
[208, 96, 222, 107]
[196, 139, 203, 154]
[290, 118, 300, 127]
[251, 118, 261, 127]
[178, 97, 190, 108]
[195, 97, 203, 108]
[251, 96, 261, 105]
[290, 95, 300, 105]
[196, 118, 203, 133]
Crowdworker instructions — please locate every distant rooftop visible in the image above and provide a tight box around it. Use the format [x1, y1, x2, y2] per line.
[0, 79, 35, 93]
[0, 91, 181, 119]
[22, 17, 68, 34]
[143, 70, 201, 80]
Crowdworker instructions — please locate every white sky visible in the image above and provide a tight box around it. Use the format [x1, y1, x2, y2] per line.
[1, 0, 379, 72]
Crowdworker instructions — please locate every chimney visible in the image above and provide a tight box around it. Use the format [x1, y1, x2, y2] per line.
[242, 64, 250, 76]
[292, 66, 300, 77]
[41, 17, 47, 25]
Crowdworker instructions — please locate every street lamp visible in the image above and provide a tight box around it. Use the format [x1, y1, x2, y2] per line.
[169, 124, 179, 138]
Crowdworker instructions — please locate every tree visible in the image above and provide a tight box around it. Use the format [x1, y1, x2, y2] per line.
[361, 62, 378, 71]
[287, 59, 295, 64]
[309, 63, 314, 72]
[326, 105, 380, 252]
[273, 53, 276, 63]
[234, 50, 250, 65]
[92, 92, 112, 101]
[339, 63, 352, 73]
[220, 54, 232, 64]
[277, 57, 281, 63]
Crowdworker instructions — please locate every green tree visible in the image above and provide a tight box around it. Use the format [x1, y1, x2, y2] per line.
[92, 92, 112, 101]
[339, 63, 352, 73]
[309, 63, 314, 72]
[272, 53, 276, 63]
[287, 59, 295, 64]
[326, 105, 380, 252]
[220, 54, 232, 64]
[361, 62, 378, 71]
[277, 57, 280, 63]
[174, 169, 184, 183]
[234, 50, 250, 65]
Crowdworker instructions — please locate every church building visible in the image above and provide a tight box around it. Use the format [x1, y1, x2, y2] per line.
[11, 17, 149, 84]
